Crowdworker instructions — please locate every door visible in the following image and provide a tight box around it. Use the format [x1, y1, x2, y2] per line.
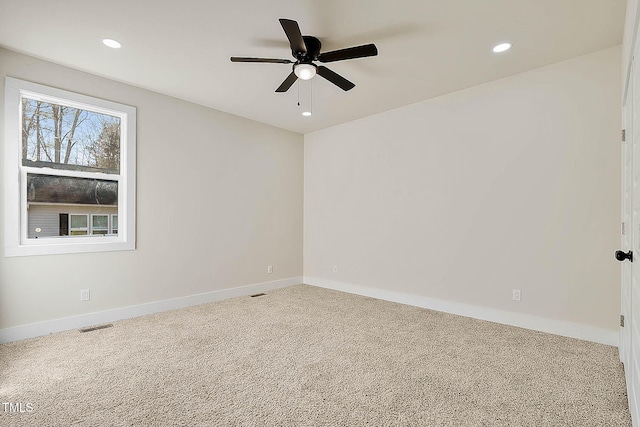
[621, 68, 632, 375]
[620, 49, 640, 426]
[632, 53, 640, 424]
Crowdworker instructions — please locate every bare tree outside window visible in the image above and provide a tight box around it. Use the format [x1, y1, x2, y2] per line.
[21, 98, 120, 173]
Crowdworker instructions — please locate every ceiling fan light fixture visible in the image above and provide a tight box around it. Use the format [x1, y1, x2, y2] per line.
[294, 63, 316, 80]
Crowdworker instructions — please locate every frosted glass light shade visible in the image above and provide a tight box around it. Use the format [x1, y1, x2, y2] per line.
[294, 64, 316, 80]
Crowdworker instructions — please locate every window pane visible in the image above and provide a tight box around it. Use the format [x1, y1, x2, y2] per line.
[21, 98, 120, 174]
[92, 215, 108, 228]
[91, 214, 108, 236]
[70, 215, 87, 228]
[112, 215, 118, 229]
[26, 175, 117, 240]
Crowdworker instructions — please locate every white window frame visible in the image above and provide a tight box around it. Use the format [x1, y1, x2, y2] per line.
[4, 77, 136, 256]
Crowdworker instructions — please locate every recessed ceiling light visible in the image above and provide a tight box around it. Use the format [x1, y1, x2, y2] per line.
[302, 111, 312, 117]
[102, 38, 122, 49]
[492, 42, 511, 53]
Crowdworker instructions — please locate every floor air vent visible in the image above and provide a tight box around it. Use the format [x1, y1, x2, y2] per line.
[250, 293, 266, 298]
[79, 324, 113, 333]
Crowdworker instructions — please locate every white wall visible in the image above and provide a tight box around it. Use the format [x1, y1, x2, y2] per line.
[624, 0, 639, 101]
[304, 46, 622, 333]
[0, 48, 304, 329]
[0, 45, 623, 342]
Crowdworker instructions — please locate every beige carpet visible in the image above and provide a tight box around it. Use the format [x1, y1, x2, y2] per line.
[0, 285, 631, 426]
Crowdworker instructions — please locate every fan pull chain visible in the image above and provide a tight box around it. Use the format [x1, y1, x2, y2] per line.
[309, 80, 313, 115]
[297, 80, 300, 106]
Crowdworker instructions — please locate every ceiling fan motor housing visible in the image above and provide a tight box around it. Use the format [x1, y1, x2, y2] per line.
[297, 36, 322, 63]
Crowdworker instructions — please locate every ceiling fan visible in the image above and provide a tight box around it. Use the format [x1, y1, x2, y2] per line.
[231, 18, 378, 93]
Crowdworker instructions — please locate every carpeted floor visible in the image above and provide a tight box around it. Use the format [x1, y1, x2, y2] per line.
[0, 285, 632, 426]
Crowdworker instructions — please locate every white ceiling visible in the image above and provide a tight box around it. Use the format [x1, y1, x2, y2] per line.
[0, 0, 626, 135]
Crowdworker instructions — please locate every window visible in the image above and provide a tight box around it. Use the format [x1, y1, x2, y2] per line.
[112, 215, 118, 235]
[91, 215, 109, 235]
[4, 77, 136, 256]
[70, 215, 89, 236]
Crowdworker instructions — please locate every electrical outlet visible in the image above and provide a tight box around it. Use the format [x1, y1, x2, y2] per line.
[80, 289, 90, 302]
[333, 265, 338, 273]
[267, 265, 273, 274]
[512, 289, 521, 301]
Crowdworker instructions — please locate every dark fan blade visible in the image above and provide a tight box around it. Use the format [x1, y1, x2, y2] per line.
[316, 66, 355, 91]
[279, 18, 307, 54]
[230, 57, 293, 64]
[275, 72, 298, 92]
[318, 44, 378, 63]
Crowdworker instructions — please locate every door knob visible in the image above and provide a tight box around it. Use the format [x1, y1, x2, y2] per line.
[615, 250, 633, 262]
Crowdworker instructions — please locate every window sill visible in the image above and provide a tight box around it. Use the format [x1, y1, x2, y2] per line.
[5, 238, 135, 257]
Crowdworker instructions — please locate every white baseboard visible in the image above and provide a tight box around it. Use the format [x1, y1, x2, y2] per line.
[2, 276, 618, 348]
[304, 276, 619, 347]
[0, 277, 303, 344]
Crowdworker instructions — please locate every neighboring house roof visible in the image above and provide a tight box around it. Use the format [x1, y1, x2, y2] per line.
[27, 174, 117, 205]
